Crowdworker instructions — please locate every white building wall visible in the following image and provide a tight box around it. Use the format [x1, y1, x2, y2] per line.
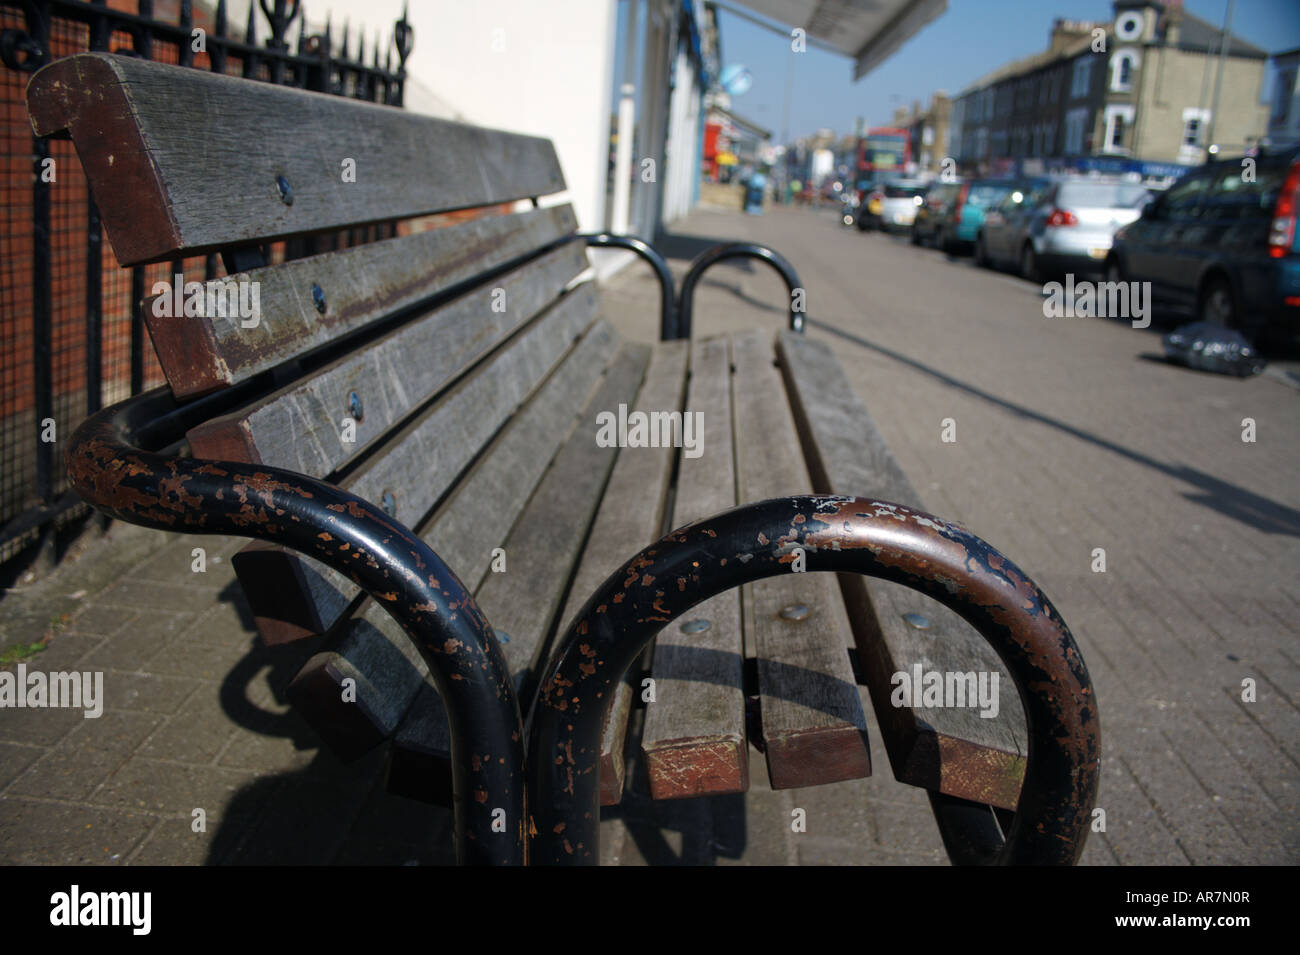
[240, 0, 620, 235]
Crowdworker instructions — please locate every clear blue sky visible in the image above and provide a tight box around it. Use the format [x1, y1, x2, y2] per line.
[713, 0, 1300, 142]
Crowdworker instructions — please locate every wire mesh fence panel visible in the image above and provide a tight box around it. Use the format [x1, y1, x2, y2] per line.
[0, 0, 413, 566]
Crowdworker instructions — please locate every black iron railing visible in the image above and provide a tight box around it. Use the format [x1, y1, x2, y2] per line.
[0, 0, 413, 568]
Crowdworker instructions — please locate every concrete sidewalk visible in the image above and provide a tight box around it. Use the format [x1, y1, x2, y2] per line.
[2, 203, 1296, 865]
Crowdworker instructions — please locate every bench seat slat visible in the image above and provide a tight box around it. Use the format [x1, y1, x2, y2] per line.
[731, 331, 871, 791]
[286, 316, 620, 758]
[233, 288, 604, 643]
[27, 53, 567, 265]
[157, 205, 577, 399]
[776, 330, 1026, 809]
[188, 240, 588, 476]
[639, 336, 748, 801]
[387, 342, 655, 800]
[537, 340, 690, 806]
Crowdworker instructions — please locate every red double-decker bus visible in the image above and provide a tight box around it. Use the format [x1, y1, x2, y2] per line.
[856, 127, 911, 183]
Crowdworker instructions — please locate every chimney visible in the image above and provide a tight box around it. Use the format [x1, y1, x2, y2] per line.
[1162, 2, 1183, 46]
[1050, 18, 1098, 54]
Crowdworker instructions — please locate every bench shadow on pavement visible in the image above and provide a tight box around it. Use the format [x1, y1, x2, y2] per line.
[203, 583, 773, 865]
[806, 316, 1300, 538]
[204, 581, 457, 865]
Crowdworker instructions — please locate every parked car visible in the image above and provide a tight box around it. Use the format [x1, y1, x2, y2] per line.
[911, 179, 964, 246]
[932, 178, 1020, 252]
[876, 180, 929, 233]
[1106, 144, 1300, 341]
[976, 178, 1150, 280]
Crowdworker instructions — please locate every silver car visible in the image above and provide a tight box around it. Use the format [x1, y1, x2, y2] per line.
[977, 178, 1151, 281]
[877, 180, 928, 232]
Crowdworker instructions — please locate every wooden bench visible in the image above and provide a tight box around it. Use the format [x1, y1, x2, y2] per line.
[29, 52, 1099, 866]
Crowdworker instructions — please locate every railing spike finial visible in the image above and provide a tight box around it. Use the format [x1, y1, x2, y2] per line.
[323, 12, 332, 53]
[394, 7, 413, 66]
[244, 0, 257, 46]
[216, 0, 228, 37]
[180, 0, 193, 30]
[297, 4, 308, 54]
[356, 25, 364, 64]
[340, 17, 349, 59]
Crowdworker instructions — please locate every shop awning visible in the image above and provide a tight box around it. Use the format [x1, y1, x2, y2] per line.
[725, 0, 948, 80]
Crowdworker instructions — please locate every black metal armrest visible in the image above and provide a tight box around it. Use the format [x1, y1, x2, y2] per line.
[529, 495, 1101, 866]
[65, 389, 526, 866]
[677, 242, 805, 337]
[577, 233, 677, 341]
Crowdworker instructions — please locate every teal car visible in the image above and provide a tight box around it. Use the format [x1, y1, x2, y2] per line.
[936, 179, 1020, 253]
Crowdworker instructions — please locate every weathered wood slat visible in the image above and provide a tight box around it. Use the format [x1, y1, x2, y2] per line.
[388, 343, 655, 800]
[731, 330, 871, 791]
[286, 318, 621, 759]
[151, 205, 577, 398]
[26, 53, 567, 265]
[640, 336, 748, 801]
[189, 241, 587, 473]
[775, 330, 1026, 809]
[233, 287, 603, 644]
[539, 340, 689, 806]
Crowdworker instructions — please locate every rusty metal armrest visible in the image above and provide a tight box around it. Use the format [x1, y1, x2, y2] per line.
[65, 387, 527, 866]
[529, 496, 1101, 866]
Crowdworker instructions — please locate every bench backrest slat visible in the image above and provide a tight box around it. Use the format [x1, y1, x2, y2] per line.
[187, 241, 589, 476]
[149, 204, 578, 398]
[27, 54, 567, 265]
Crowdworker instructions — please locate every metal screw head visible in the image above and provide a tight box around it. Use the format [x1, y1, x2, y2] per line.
[380, 491, 396, 516]
[902, 612, 932, 630]
[680, 619, 711, 634]
[348, 391, 363, 421]
[312, 283, 326, 313]
[779, 604, 810, 621]
[276, 175, 293, 206]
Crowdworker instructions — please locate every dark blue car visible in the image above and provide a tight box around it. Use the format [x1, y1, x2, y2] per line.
[1106, 144, 1300, 342]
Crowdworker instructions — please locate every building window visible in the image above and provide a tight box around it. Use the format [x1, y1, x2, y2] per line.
[1065, 109, 1088, 154]
[1111, 50, 1139, 92]
[1180, 107, 1211, 161]
[1273, 68, 1296, 125]
[1103, 105, 1135, 154]
[1071, 57, 1093, 99]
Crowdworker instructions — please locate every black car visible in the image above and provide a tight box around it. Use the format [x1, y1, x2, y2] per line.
[1106, 144, 1300, 341]
[911, 179, 963, 247]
